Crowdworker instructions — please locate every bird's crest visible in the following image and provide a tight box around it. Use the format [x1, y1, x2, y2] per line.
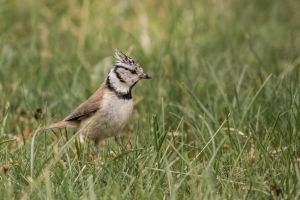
[114, 49, 138, 67]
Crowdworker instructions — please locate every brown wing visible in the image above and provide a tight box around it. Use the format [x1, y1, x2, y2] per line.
[64, 85, 106, 121]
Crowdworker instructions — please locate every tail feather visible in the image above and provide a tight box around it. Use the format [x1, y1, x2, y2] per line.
[38, 121, 79, 132]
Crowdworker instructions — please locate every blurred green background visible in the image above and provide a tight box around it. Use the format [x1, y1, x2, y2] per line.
[0, 0, 300, 199]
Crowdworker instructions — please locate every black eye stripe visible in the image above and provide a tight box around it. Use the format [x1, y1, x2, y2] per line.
[115, 65, 137, 74]
[114, 68, 126, 83]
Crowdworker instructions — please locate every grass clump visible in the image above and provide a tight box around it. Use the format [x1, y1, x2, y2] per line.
[0, 0, 300, 199]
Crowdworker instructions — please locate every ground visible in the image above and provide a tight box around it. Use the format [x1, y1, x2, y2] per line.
[0, 0, 300, 199]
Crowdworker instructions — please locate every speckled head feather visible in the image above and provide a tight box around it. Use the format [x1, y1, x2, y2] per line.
[114, 49, 139, 69]
[106, 49, 151, 97]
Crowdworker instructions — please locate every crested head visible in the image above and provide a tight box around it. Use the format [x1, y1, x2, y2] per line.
[106, 49, 151, 99]
[114, 49, 137, 68]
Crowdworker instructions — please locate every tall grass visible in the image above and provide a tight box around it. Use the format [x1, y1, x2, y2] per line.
[0, 0, 300, 199]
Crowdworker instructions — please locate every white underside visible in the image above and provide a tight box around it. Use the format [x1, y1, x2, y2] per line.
[79, 91, 133, 142]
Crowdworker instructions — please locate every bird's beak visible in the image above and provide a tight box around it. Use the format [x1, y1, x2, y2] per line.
[140, 73, 152, 79]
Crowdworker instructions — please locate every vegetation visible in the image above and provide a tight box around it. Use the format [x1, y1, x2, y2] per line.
[0, 0, 300, 199]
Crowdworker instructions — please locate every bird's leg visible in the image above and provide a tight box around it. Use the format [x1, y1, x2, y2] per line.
[114, 135, 125, 150]
[79, 133, 86, 143]
[94, 139, 100, 157]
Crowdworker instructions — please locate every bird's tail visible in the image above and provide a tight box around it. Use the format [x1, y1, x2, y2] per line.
[38, 121, 79, 132]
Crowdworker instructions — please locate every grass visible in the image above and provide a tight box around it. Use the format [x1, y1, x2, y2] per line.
[0, 0, 300, 199]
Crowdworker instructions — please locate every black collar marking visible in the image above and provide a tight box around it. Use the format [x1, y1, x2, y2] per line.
[106, 76, 132, 100]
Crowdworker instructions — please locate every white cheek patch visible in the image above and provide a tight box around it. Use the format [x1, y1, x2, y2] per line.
[109, 71, 131, 93]
[117, 69, 132, 84]
[115, 68, 139, 87]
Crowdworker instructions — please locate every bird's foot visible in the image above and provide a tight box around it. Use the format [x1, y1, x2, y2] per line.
[114, 135, 125, 151]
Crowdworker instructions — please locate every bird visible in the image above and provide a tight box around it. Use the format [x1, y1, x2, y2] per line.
[40, 49, 151, 148]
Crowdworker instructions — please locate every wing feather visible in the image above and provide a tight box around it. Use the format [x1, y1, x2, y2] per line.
[64, 86, 106, 121]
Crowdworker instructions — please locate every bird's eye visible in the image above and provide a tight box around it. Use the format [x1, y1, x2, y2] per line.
[131, 69, 137, 74]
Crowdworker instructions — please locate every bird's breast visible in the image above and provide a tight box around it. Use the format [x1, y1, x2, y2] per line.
[100, 93, 133, 128]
